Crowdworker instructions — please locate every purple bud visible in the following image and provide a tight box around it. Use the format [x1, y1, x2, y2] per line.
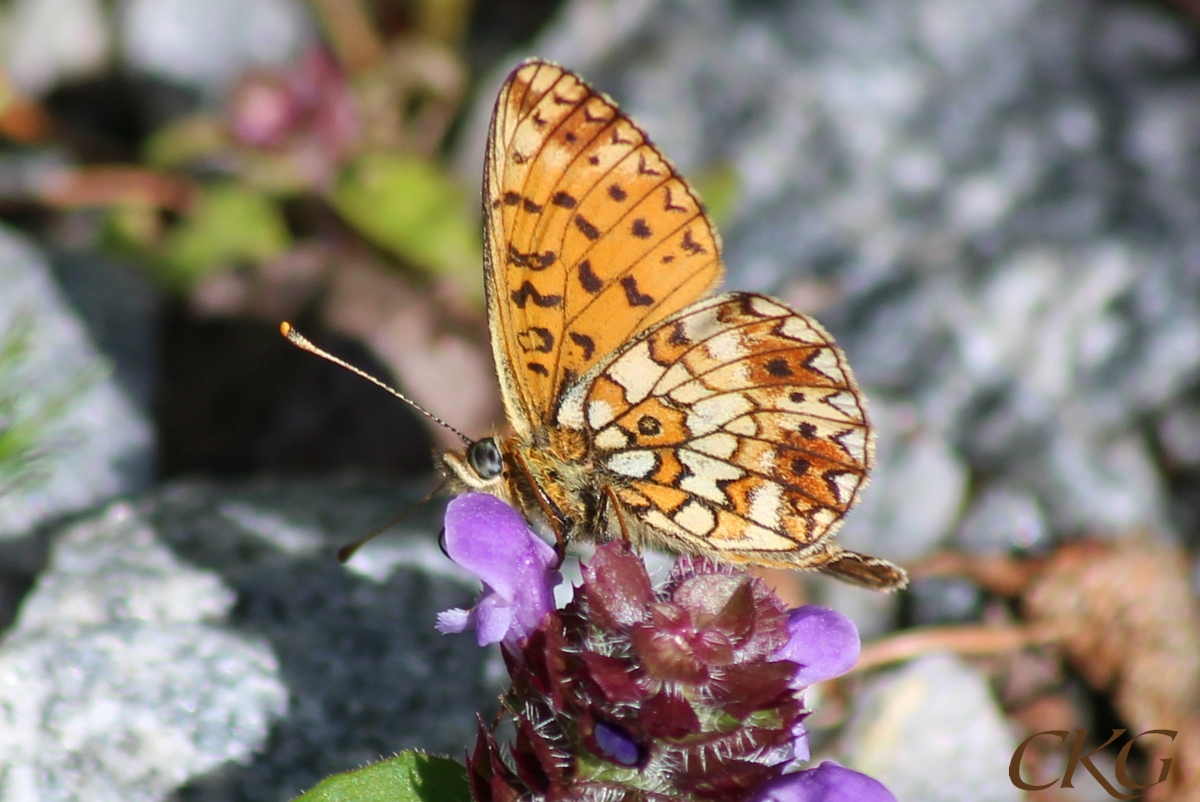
[435, 493, 560, 647]
[772, 606, 860, 688]
[592, 720, 642, 767]
[751, 761, 897, 802]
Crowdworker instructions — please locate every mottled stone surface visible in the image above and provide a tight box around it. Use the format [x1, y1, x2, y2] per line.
[145, 480, 491, 802]
[0, 481, 494, 802]
[0, 227, 153, 539]
[842, 654, 1021, 802]
[0, 502, 285, 802]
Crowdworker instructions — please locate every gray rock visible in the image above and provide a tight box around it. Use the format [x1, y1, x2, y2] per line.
[0, 479, 496, 802]
[50, 252, 160, 415]
[907, 576, 982, 626]
[0, 502, 286, 802]
[1158, 402, 1200, 468]
[119, 0, 313, 97]
[1, 0, 110, 94]
[0, 227, 153, 539]
[957, 484, 1049, 553]
[1020, 428, 1170, 536]
[841, 654, 1020, 802]
[145, 479, 494, 802]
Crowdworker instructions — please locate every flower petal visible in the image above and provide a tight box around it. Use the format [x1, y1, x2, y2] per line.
[474, 594, 515, 646]
[751, 761, 897, 802]
[439, 493, 561, 646]
[773, 606, 860, 687]
[443, 493, 556, 598]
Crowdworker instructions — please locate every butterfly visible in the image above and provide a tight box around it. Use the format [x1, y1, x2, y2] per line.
[431, 59, 906, 591]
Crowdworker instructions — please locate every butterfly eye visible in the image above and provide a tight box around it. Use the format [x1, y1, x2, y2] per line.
[468, 438, 504, 480]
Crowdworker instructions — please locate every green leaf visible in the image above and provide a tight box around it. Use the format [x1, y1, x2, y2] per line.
[162, 183, 291, 286]
[330, 152, 481, 297]
[291, 751, 470, 802]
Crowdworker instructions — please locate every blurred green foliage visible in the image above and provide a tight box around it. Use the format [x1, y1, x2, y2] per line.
[162, 183, 292, 284]
[331, 151, 480, 295]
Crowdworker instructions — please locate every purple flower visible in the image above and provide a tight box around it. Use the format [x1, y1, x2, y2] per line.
[773, 605, 861, 688]
[435, 493, 560, 647]
[751, 761, 897, 802]
[770, 605, 861, 764]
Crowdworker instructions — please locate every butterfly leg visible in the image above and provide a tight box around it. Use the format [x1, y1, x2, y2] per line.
[601, 485, 640, 551]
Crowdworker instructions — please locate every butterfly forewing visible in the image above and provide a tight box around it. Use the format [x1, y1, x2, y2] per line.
[561, 293, 876, 567]
[484, 61, 723, 430]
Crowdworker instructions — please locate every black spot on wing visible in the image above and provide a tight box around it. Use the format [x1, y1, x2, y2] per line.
[527, 362, 549, 376]
[620, 276, 654, 307]
[637, 416, 662, 436]
[574, 215, 600, 240]
[578, 260, 603, 293]
[517, 327, 555, 353]
[508, 244, 556, 270]
[569, 332, 596, 360]
[681, 229, 706, 254]
[609, 184, 627, 202]
[552, 192, 577, 209]
[668, 321, 687, 346]
[511, 282, 563, 309]
[765, 358, 792, 377]
[631, 218, 652, 239]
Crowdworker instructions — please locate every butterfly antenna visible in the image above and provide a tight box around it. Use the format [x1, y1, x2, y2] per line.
[337, 479, 449, 562]
[280, 322, 472, 444]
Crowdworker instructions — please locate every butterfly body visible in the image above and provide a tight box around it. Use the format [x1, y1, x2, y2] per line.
[443, 60, 907, 591]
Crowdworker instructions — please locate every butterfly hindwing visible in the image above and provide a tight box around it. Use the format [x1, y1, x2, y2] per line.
[562, 293, 879, 569]
[483, 60, 723, 434]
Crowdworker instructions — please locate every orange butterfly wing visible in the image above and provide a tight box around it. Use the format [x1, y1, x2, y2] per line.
[483, 60, 723, 436]
[554, 292, 904, 588]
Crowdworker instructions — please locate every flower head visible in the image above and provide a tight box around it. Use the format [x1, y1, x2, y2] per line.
[434, 493, 560, 647]
[436, 497, 894, 802]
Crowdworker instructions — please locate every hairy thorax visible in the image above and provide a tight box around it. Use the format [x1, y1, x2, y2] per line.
[507, 426, 604, 542]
